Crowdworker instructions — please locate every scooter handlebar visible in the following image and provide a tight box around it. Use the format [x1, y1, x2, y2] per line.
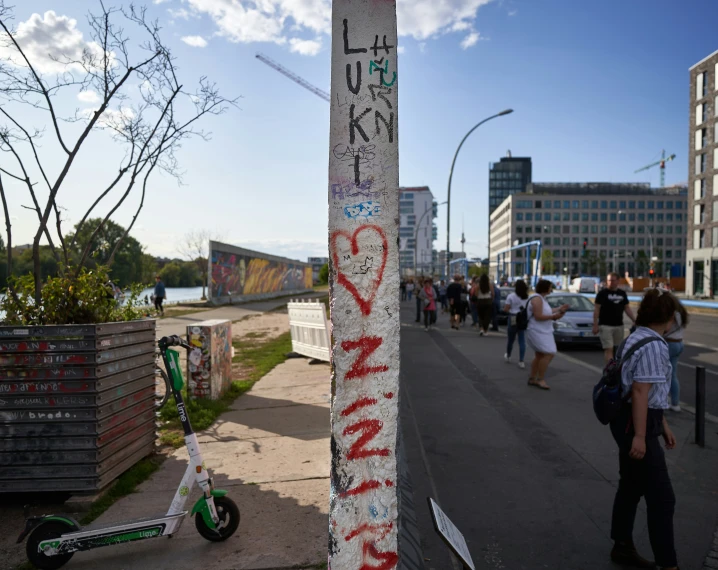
[158, 335, 191, 350]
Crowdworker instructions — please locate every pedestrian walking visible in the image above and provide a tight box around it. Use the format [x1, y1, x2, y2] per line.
[526, 279, 569, 390]
[415, 278, 424, 323]
[406, 279, 414, 301]
[504, 279, 528, 368]
[459, 277, 469, 326]
[446, 275, 464, 330]
[421, 278, 437, 331]
[490, 280, 502, 332]
[608, 288, 680, 570]
[438, 279, 448, 313]
[153, 275, 166, 315]
[468, 277, 480, 328]
[475, 274, 493, 336]
[664, 296, 688, 413]
[400, 279, 407, 302]
[593, 272, 636, 364]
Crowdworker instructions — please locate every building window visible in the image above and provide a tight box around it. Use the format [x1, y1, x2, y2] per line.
[629, 200, 636, 209]
[591, 200, 598, 208]
[553, 225, 560, 233]
[544, 213, 551, 221]
[619, 212, 627, 221]
[648, 201, 654, 209]
[666, 213, 673, 221]
[581, 225, 589, 233]
[516, 213, 523, 221]
[553, 212, 560, 221]
[666, 201, 673, 209]
[618, 201, 626, 209]
[516, 200, 532, 208]
[656, 238, 663, 246]
[572, 200, 579, 208]
[554, 200, 561, 208]
[572, 237, 579, 246]
[696, 153, 707, 174]
[638, 201, 645, 209]
[544, 200, 552, 208]
[666, 226, 673, 234]
[563, 238, 569, 245]
[610, 213, 617, 221]
[535, 226, 542, 233]
[676, 225, 682, 234]
[600, 225, 608, 233]
[694, 229, 705, 248]
[591, 225, 598, 233]
[628, 213, 636, 221]
[563, 201, 570, 209]
[601, 200, 608, 208]
[600, 237, 607, 246]
[638, 238, 645, 246]
[563, 212, 570, 221]
[581, 213, 589, 221]
[657, 214, 664, 221]
[534, 200, 542, 208]
[628, 238, 635, 246]
[647, 213, 654, 221]
[563, 225, 570, 234]
[697, 102, 707, 125]
[619, 226, 626, 234]
[676, 213, 683, 221]
[618, 237, 626, 246]
[714, 227, 718, 248]
[675, 237, 682, 246]
[609, 200, 616, 209]
[657, 201, 664, 210]
[572, 213, 579, 221]
[601, 213, 608, 221]
[697, 71, 706, 99]
[526, 213, 533, 221]
[696, 128, 706, 150]
[572, 225, 579, 233]
[581, 200, 588, 208]
[591, 213, 598, 221]
[666, 250, 673, 259]
[516, 226, 523, 233]
[609, 238, 617, 246]
[695, 203, 705, 224]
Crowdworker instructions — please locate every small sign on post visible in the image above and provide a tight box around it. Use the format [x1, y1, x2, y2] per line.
[428, 498, 475, 570]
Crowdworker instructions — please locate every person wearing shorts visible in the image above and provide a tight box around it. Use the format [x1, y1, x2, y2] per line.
[593, 272, 636, 364]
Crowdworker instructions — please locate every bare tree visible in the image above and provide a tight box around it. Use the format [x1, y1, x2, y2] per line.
[178, 229, 225, 300]
[0, 1, 237, 304]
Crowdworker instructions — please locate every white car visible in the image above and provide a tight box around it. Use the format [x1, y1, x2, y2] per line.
[568, 277, 598, 294]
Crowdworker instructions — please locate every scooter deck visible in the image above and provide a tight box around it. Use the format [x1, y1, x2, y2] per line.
[63, 512, 187, 538]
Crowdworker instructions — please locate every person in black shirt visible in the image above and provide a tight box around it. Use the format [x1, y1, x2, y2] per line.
[592, 272, 636, 364]
[446, 275, 464, 330]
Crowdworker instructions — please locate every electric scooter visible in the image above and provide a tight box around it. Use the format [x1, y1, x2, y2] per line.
[17, 335, 240, 570]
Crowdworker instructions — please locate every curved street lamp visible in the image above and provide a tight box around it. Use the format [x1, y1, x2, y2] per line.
[414, 201, 447, 276]
[445, 109, 514, 279]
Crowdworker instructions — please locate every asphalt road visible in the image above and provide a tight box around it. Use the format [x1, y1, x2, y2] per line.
[557, 311, 718, 418]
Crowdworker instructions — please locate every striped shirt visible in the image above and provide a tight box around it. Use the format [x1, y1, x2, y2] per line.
[621, 326, 671, 410]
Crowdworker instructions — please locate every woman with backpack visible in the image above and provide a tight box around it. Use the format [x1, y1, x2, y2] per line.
[475, 274, 494, 336]
[526, 279, 569, 390]
[664, 299, 688, 413]
[607, 289, 680, 570]
[503, 279, 528, 369]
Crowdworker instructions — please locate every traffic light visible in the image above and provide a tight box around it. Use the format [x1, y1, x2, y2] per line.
[582, 240, 587, 251]
[649, 268, 655, 276]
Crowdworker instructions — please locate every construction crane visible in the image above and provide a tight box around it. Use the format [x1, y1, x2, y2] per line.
[255, 53, 330, 102]
[634, 149, 676, 188]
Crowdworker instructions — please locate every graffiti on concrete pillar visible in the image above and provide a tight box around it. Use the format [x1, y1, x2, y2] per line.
[328, 2, 399, 569]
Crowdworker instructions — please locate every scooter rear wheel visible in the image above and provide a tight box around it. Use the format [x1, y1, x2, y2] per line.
[195, 496, 240, 542]
[26, 521, 75, 570]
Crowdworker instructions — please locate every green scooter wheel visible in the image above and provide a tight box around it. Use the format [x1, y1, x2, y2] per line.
[195, 496, 240, 541]
[26, 521, 74, 570]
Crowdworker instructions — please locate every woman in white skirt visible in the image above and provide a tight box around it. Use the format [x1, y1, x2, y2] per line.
[526, 279, 569, 390]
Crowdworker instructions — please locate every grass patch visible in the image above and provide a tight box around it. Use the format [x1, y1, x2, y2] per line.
[158, 332, 293, 448]
[243, 330, 269, 339]
[80, 455, 164, 525]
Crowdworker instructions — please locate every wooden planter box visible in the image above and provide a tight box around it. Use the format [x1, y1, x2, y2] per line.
[0, 320, 157, 493]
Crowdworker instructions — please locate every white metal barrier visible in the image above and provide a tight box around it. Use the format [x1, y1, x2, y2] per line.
[287, 300, 331, 362]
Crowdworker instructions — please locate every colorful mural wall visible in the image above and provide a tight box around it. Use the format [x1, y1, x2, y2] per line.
[209, 242, 313, 302]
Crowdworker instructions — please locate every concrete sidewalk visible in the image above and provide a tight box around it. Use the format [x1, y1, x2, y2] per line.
[400, 302, 718, 570]
[65, 351, 331, 569]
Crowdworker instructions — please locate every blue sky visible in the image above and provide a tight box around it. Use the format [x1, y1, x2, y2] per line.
[3, 0, 717, 261]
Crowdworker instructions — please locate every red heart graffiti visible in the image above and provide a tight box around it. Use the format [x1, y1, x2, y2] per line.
[330, 224, 388, 316]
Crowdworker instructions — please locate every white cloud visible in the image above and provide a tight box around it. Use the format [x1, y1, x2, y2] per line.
[185, 0, 494, 50]
[460, 31, 480, 49]
[0, 10, 95, 74]
[289, 37, 321, 56]
[397, 46, 405, 54]
[77, 90, 100, 103]
[153, 0, 172, 4]
[168, 7, 193, 20]
[508, 9, 518, 16]
[181, 35, 208, 47]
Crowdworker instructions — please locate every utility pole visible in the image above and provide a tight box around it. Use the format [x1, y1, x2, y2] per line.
[328, 2, 400, 568]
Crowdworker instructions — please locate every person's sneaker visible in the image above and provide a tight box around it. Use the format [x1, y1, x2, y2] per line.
[504, 353, 510, 363]
[479, 330, 484, 337]
[610, 540, 655, 568]
[518, 361, 526, 369]
[669, 405, 681, 412]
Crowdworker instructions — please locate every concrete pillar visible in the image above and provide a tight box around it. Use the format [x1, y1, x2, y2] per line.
[328, 1, 400, 568]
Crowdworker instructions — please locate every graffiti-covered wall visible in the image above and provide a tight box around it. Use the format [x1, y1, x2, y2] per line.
[209, 241, 313, 304]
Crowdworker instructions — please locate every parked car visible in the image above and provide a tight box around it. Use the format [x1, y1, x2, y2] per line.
[568, 277, 599, 294]
[546, 293, 601, 349]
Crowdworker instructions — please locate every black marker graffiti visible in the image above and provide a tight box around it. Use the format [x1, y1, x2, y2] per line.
[374, 111, 394, 142]
[352, 257, 374, 275]
[370, 35, 395, 57]
[346, 62, 362, 95]
[343, 19, 367, 55]
[368, 84, 392, 109]
[349, 104, 372, 144]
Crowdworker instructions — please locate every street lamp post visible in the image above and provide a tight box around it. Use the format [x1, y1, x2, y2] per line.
[445, 109, 514, 279]
[414, 201, 447, 277]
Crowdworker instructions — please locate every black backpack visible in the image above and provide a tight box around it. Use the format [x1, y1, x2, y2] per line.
[592, 336, 664, 425]
[515, 295, 537, 331]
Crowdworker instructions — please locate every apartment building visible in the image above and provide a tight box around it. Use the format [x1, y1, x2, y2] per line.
[686, 50, 718, 296]
[399, 186, 437, 276]
[489, 183, 688, 282]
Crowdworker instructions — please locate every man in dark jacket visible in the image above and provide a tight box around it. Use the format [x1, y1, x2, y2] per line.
[153, 275, 166, 315]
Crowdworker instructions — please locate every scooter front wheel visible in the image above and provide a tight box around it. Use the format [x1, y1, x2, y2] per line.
[26, 521, 74, 570]
[195, 496, 240, 542]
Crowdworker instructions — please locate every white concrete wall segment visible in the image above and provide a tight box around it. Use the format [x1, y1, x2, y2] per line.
[288, 300, 331, 362]
[328, 1, 400, 569]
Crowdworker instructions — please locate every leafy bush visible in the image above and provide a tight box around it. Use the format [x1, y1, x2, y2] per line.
[1, 265, 147, 325]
